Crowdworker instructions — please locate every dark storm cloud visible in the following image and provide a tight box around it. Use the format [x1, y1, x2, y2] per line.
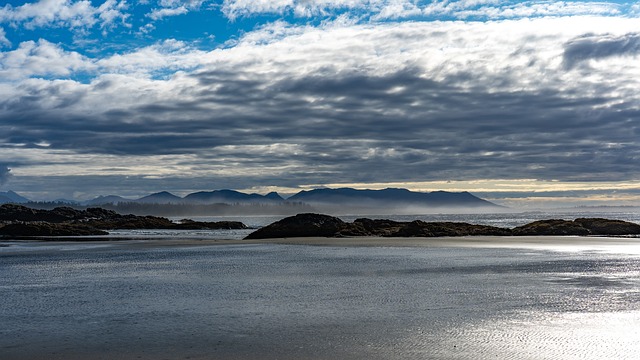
[563, 33, 640, 69]
[0, 164, 12, 186]
[2, 12, 640, 205]
[2, 64, 640, 184]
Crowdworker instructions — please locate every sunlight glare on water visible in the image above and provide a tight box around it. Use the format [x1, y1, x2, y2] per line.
[397, 311, 640, 360]
[1, 241, 640, 359]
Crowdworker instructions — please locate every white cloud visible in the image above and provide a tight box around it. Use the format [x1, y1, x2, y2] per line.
[0, 27, 10, 47]
[147, 0, 206, 20]
[4, 16, 640, 103]
[222, 0, 293, 20]
[97, 0, 130, 29]
[3, 16, 640, 194]
[371, 0, 421, 20]
[453, 1, 621, 19]
[0, 39, 94, 80]
[221, 0, 392, 20]
[0, 38, 210, 81]
[0, 0, 129, 31]
[148, 6, 189, 20]
[221, 0, 627, 21]
[96, 39, 208, 75]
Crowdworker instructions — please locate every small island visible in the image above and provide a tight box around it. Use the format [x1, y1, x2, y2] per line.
[2, 205, 640, 240]
[0, 204, 247, 238]
[244, 213, 640, 239]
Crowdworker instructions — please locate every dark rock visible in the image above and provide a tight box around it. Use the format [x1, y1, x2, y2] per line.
[0, 204, 117, 223]
[337, 218, 405, 236]
[245, 213, 345, 239]
[0, 204, 249, 236]
[47, 207, 86, 221]
[245, 214, 640, 239]
[391, 221, 512, 237]
[245, 214, 513, 239]
[0, 223, 108, 236]
[391, 220, 437, 237]
[170, 221, 247, 230]
[85, 207, 122, 220]
[512, 219, 591, 236]
[574, 218, 640, 235]
[85, 215, 176, 230]
[0, 204, 42, 222]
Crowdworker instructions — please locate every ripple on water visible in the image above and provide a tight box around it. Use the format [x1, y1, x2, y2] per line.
[392, 311, 640, 360]
[2, 243, 640, 359]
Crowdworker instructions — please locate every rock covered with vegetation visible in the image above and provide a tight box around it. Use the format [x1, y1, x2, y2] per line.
[512, 218, 640, 236]
[0, 204, 247, 237]
[0, 223, 109, 236]
[244, 213, 346, 239]
[245, 213, 640, 239]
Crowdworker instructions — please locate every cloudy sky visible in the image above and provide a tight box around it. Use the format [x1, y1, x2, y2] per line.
[1, 0, 640, 207]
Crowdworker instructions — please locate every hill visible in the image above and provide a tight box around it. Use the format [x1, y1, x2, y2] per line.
[85, 195, 130, 206]
[136, 191, 183, 204]
[183, 189, 284, 204]
[0, 191, 30, 204]
[287, 188, 501, 212]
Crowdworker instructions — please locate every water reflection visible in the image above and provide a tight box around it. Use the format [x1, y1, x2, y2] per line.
[401, 311, 640, 360]
[1, 242, 639, 359]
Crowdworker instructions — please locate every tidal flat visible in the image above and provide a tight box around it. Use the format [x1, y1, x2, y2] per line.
[2, 237, 640, 359]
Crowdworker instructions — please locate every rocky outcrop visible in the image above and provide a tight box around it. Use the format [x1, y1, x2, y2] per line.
[336, 218, 512, 237]
[0, 204, 247, 237]
[245, 214, 513, 239]
[574, 218, 640, 235]
[512, 219, 591, 236]
[512, 218, 640, 236]
[171, 219, 247, 230]
[245, 213, 640, 239]
[0, 204, 124, 223]
[337, 218, 405, 236]
[244, 213, 345, 239]
[0, 223, 108, 236]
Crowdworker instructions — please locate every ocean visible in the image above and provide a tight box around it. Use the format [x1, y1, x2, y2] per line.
[1, 210, 640, 359]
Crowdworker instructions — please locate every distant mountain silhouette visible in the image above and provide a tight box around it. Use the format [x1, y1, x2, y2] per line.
[184, 189, 284, 204]
[0, 191, 30, 204]
[31, 188, 501, 212]
[264, 191, 285, 201]
[136, 191, 182, 204]
[288, 188, 500, 208]
[85, 195, 131, 206]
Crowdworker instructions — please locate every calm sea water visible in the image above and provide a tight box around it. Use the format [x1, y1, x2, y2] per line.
[2, 240, 640, 359]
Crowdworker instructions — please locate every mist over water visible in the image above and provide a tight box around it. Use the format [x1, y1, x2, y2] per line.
[2, 241, 640, 359]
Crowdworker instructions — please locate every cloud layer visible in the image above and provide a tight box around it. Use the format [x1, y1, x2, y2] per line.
[0, 0, 129, 31]
[1, 1, 640, 203]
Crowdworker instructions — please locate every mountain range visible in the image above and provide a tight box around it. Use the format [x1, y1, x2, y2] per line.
[0, 191, 29, 204]
[0, 188, 502, 210]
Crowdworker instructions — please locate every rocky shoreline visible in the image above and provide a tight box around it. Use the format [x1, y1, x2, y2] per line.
[0, 204, 247, 237]
[244, 213, 640, 239]
[2, 205, 639, 240]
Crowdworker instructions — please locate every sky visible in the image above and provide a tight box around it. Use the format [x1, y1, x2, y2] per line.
[1, 0, 640, 208]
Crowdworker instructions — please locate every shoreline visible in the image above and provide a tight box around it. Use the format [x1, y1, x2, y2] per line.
[2, 235, 640, 252]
